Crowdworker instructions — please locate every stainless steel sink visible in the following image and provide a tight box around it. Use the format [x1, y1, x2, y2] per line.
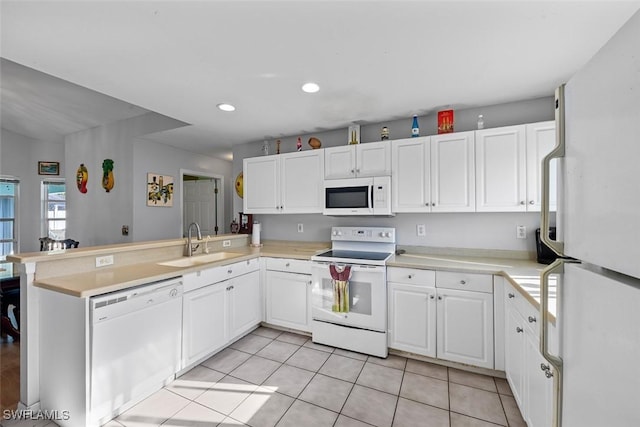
[157, 252, 242, 267]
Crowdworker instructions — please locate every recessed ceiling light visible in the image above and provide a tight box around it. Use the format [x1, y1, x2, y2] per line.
[217, 103, 236, 112]
[302, 82, 320, 93]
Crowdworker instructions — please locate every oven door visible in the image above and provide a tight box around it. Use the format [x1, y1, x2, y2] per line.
[311, 262, 386, 331]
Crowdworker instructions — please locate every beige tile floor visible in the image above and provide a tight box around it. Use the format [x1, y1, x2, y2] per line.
[2, 327, 526, 427]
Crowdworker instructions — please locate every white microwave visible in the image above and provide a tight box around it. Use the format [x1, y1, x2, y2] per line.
[323, 176, 393, 216]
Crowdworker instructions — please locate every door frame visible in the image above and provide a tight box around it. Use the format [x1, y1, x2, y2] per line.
[179, 169, 225, 237]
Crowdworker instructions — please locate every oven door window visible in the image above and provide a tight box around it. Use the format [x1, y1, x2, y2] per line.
[325, 186, 369, 209]
[316, 276, 372, 315]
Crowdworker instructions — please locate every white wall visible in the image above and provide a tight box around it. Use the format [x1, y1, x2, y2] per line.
[233, 97, 555, 253]
[132, 139, 232, 242]
[0, 129, 65, 253]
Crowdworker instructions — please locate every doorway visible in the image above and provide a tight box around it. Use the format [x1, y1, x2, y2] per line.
[181, 170, 225, 238]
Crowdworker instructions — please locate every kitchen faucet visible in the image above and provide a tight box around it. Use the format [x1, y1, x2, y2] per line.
[186, 222, 202, 256]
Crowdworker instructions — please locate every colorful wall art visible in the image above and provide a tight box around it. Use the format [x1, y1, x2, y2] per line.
[147, 173, 174, 207]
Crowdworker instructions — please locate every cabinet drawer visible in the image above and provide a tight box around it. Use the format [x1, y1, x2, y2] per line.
[506, 284, 540, 336]
[265, 258, 311, 275]
[184, 258, 259, 292]
[387, 267, 436, 286]
[436, 271, 493, 293]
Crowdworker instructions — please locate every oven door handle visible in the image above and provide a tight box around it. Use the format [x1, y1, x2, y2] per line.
[312, 262, 386, 273]
[369, 184, 374, 212]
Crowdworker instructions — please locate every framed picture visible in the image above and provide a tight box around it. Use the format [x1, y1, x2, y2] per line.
[38, 161, 60, 175]
[147, 173, 174, 207]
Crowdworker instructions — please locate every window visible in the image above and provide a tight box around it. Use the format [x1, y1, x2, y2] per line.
[42, 180, 66, 240]
[0, 178, 19, 261]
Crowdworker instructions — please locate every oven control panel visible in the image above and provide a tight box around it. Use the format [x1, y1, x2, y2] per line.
[330, 227, 395, 243]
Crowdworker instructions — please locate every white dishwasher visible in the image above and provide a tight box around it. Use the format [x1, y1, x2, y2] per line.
[90, 277, 183, 423]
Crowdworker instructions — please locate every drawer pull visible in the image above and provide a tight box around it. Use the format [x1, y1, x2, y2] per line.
[286, 262, 290, 267]
[459, 280, 466, 285]
[528, 316, 537, 323]
[508, 293, 515, 298]
[408, 274, 413, 279]
[228, 269, 233, 274]
[438, 296, 443, 300]
[516, 327, 524, 333]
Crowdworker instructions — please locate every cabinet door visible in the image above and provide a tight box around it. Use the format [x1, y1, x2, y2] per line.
[182, 282, 228, 368]
[475, 125, 527, 212]
[504, 302, 526, 412]
[243, 156, 280, 213]
[436, 288, 494, 369]
[392, 137, 430, 212]
[324, 145, 356, 179]
[357, 141, 391, 177]
[280, 151, 324, 213]
[388, 283, 436, 357]
[525, 331, 554, 427]
[266, 270, 312, 332]
[229, 270, 261, 340]
[526, 121, 557, 211]
[431, 131, 476, 212]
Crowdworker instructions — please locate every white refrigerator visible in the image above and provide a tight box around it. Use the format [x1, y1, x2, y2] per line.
[539, 9, 640, 427]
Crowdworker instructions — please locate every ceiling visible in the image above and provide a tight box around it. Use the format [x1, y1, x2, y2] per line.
[2, 1, 639, 161]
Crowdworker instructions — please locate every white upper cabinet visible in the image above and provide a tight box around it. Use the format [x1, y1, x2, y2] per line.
[476, 122, 556, 212]
[525, 121, 557, 211]
[392, 137, 430, 212]
[324, 141, 391, 179]
[280, 151, 325, 213]
[244, 150, 324, 214]
[392, 132, 475, 213]
[476, 125, 527, 212]
[431, 132, 476, 212]
[243, 156, 280, 214]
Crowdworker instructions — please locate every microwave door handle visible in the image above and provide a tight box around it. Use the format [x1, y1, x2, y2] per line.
[369, 184, 374, 213]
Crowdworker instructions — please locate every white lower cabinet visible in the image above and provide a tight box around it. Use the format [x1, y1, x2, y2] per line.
[388, 267, 494, 369]
[265, 258, 312, 332]
[182, 259, 260, 369]
[436, 287, 494, 369]
[388, 282, 437, 357]
[182, 281, 229, 369]
[504, 283, 553, 427]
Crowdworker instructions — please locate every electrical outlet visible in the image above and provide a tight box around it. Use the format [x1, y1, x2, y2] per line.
[223, 240, 231, 247]
[297, 223, 304, 233]
[417, 224, 426, 237]
[516, 225, 527, 239]
[95, 255, 114, 268]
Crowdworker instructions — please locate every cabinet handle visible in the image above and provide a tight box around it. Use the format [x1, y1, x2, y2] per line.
[286, 262, 290, 267]
[545, 370, 554, 378]
[351, 169, 355, 174]
[520, 201, 525, 205]
[516, 327, 524, 333]
[541, 363, 551, 372]
[308, 280, 312, 285]
[408, 274, 413, 279]
[528, 316, 537, 323]
[228, 269, 233, 274]
[429, 295, 435, 300]
[508, 293, 515, 298]
[281, 205, 284, 209]
[438, 296, 443, 300]
[226, 286, 231, 291]
[529, 200, 535, 205]
[459, 280, 466, 285]
[356, 168, 360, 173]
[431, 202, 435, 206]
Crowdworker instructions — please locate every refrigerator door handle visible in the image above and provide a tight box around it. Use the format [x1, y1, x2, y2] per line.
[541, 84, 567, 256]
[540, 257, 580, 427]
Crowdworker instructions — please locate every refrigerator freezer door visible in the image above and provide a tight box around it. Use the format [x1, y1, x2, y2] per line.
[561, 263, 640, 426]
[562, 11, 640, 278]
